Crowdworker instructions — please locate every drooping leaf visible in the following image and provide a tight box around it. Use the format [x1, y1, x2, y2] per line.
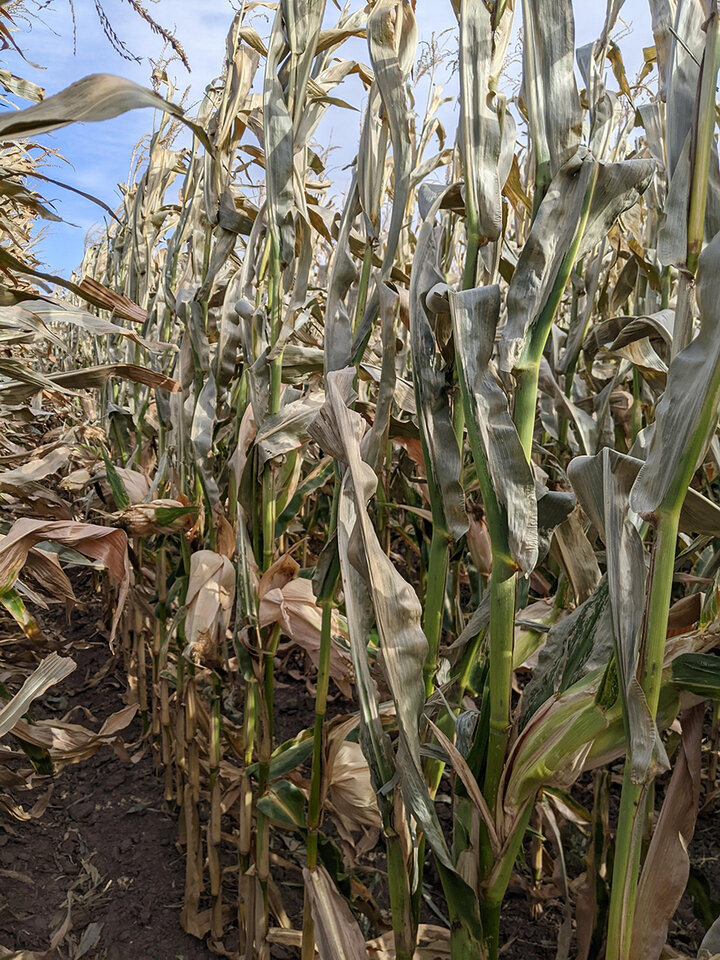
[450, 284, 537, 572]
[630, 705, 704, 960]
[459, 0, 515, 241]
[0, 73, 212, 150]
[263, 10, 295, 266]
[631, 232, 720, 521]
[183, 550, 235, 668]
[303, 864, 367, 960]
[367, 0, 416, 276]
[0, 653, 75, 739]
[521, 0, 582, 183]
[257, 779, 307, 831]
[549, 505, 601, 603]
[500, 152, 597, 373]
[258, 554, 353, 696]
[575, 158, 655, 261]
[410, 187, 468, 542]
[602, 448, 666, 781]
[0, 362, 180, 403]
[0, 518, 128, 589]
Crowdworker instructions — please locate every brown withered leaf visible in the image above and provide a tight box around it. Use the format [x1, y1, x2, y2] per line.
[0, 517, 128, 588]
[258, 555, 353, 697]
[630, 705, 704, 960]
[184, 550, 235, 668]
[303, 864, 367, 960]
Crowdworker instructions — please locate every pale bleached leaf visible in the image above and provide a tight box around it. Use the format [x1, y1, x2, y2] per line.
[631, 231, 720, 521]
[0, 653, 75, 739]
[410, 187, 468, 542]
[450, 283, 537, 572]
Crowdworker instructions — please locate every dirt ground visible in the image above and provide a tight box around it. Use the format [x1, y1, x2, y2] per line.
[0, 576, 716, 959]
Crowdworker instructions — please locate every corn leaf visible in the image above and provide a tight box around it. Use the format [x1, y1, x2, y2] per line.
[303, 864, 367, 960]
[602, 448, 666, 781]
[0, 73, 211, 151]
[631, 231, 720, 521]
[0, 653, 75, 739]
[521, 0, 582, 182]
[367, 0, 416, 276]
[459, 0, 514, 241]
[450, 283, 537, 572]
[630, 705, 704, 960]
[410, 187, 468, 542]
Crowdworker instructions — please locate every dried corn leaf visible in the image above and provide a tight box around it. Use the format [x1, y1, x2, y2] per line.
[263, 11, 295, 266]
[459, 0, 513, 241]
[410, 187, 467, 542]
[76, 277, 146, 324]
[366, 924, 450, 960]
[501, 152, 597, 372]
[11, 703, 137, 768]
[0, 300, 171, 353]
[632, 232, 720, 521]
[521, 0, 581, 180]
[602, 448, 666, 781]
[0, 653, 75, 738]
[630, 704, 704, 960]
[0, 445, 71, 487]
[0, 363, 179, 403]
[450, 283, 537, 572]
[0, 73, 211, 150]
[303, 864, 367, 960]
[0, 517, 128, 588]
[328, 739, 382, 832]
[258, 554, 352, 696]
[367, 0, 416, 275]
[184, 550, 235, 668]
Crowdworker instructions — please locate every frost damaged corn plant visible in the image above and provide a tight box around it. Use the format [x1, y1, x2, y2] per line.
[6, 1, 720, 959]
[309, 2, 720, 959]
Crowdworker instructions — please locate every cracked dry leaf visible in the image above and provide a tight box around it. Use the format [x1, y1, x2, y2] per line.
[11, 703, 137, 770]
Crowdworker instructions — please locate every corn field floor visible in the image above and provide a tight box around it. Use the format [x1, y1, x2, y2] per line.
[0, 575, 717, 959]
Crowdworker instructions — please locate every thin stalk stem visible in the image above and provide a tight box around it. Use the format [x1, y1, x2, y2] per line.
[642, 518, 680, 717]
[513, 365, 539, 460]
[672, 270, 693, 361]
[675, 6, 719, 355]
[386, 825, 414, 960]
[606, 512, 679, 960]
[301, 599, 334, 960]
[353, 243, 373, 335]
[605, 770, 649, 960]
[462, 225, 480, 291]
[687, 6, 720, 279]
[483, 560, 516, 811]
[481, 801, 534, 958]
[422, 527, 450, 696]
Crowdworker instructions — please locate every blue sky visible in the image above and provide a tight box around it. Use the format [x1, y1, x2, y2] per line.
[3, 0, 652, 278]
